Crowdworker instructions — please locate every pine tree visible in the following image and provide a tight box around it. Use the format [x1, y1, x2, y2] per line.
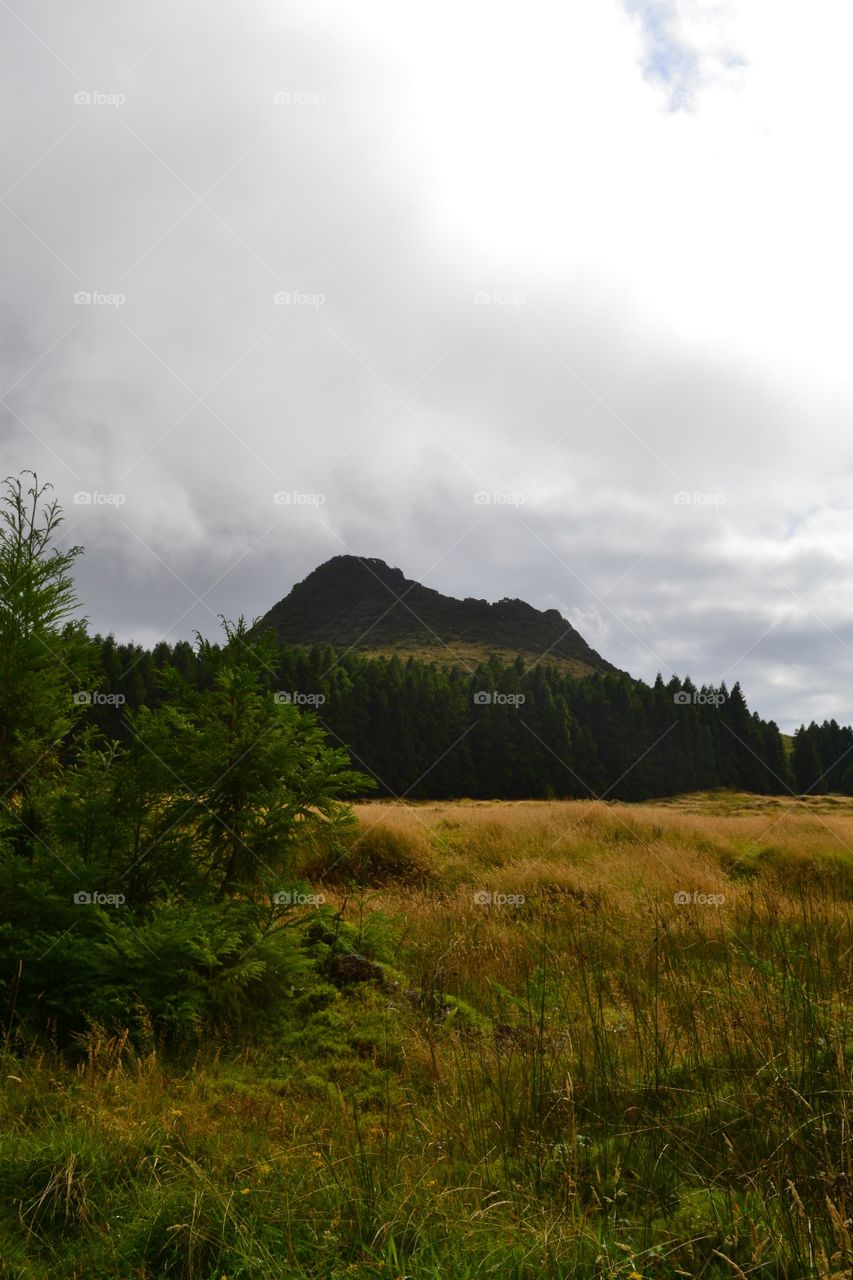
[129, 618, 372, 899]
[0, 472, 94, 839]
[792, 726, 825, 794]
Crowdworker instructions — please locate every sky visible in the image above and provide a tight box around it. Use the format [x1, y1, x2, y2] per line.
[2, 0, 853, 733]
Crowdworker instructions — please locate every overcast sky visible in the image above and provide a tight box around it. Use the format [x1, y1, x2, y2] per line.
[2, 0, 852, 732]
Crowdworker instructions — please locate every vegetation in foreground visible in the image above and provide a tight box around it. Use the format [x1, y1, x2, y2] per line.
[1, 471, 852, 1277]
[2, 796, 853, 1279]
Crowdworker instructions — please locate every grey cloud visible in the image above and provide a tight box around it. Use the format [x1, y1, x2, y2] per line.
[2, 0, 851, 737]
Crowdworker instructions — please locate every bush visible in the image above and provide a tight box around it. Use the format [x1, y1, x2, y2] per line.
[0, 475, 372, 1047]
[304, 821, 432, 885]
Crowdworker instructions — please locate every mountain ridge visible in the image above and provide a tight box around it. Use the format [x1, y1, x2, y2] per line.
[256, 555, 619, 676]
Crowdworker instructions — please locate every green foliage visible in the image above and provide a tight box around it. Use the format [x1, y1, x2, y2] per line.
[126, 618, 369, 900]
[86, 637, 797, 801]
[0, 472, 94, 804]
[0, 474, 373, 1045]
[791, 718, 853, 796]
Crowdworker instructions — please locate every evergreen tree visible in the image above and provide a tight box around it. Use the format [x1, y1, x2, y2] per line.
[130, 619, 370, 900]
[792, 725, 825, 794]
[0, 473, 94, 843]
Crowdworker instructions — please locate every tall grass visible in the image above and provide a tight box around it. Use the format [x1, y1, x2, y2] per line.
[2, 793, 852, 1278]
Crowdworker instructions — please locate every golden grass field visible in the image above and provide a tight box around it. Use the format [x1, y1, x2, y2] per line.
[345, 789, 853, 931]
[3, 792, 853, 1279]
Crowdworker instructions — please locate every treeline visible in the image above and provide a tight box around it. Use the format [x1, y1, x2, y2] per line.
[791, 720, 853, 795]
[91, 635, 795, 800]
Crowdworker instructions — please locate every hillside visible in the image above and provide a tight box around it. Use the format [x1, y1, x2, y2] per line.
[256, 555, 618, 676]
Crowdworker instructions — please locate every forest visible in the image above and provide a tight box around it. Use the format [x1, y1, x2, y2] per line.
[91, 631, 835, 801]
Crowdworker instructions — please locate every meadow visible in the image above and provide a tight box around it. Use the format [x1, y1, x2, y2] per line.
[2, 792, 853, 1279]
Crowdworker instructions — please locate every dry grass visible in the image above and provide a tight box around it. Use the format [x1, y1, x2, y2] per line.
[345, 790, 853, 905]
[3, 792, 853, 1279]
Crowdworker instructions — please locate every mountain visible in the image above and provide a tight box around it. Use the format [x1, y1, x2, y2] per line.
[256, 555, 617, 676]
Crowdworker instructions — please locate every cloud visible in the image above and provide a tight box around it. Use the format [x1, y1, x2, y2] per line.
[3, 0, 853, 735]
